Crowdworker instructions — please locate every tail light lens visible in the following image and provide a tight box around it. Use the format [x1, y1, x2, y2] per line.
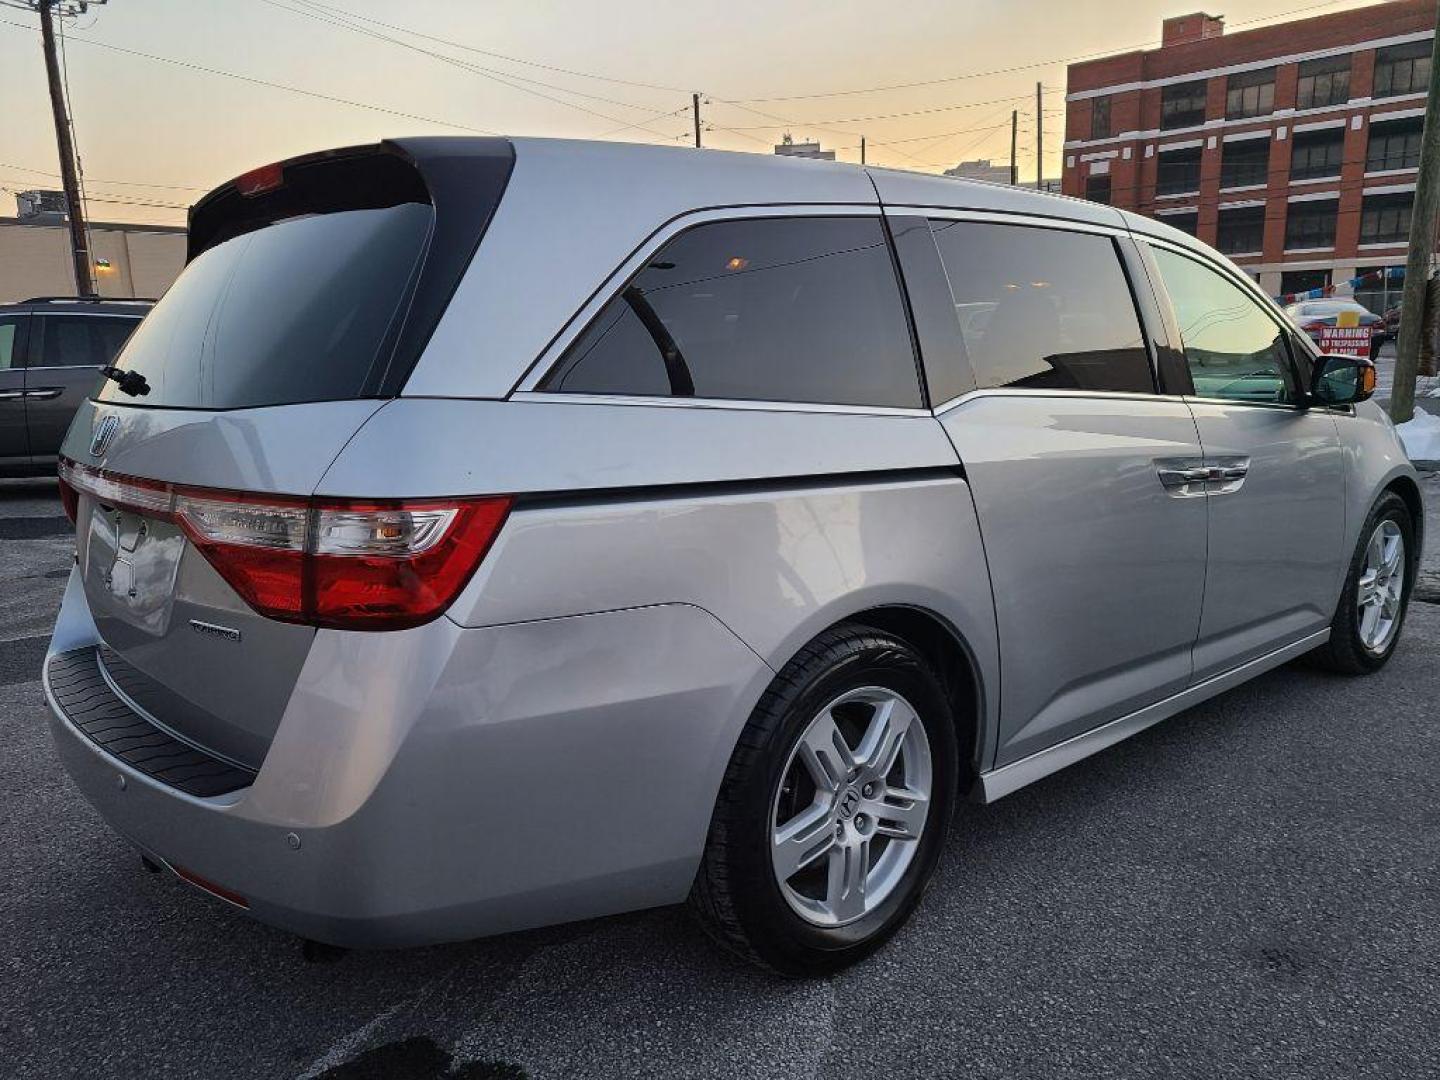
[58, 474, 79, 524]
[58, 459, 510, 630]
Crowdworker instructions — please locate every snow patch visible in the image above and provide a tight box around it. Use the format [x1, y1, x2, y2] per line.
[1397, 409, 1440, 460]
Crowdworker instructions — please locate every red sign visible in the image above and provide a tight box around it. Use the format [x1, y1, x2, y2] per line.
[1318, 326, 1372, 357]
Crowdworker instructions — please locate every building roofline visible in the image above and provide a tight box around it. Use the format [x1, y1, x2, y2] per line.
[0, 216, 186, 234]
[1069, 0, 1436, 94]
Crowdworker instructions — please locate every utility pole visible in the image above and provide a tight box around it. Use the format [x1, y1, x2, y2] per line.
[860, 137, 866, 165]
[1390, 0, 1440, 425]
[692, 92, 702, 148]
[1035, 82, 1044, 191]
[1010, 110, 1019, 185]
[35, 0, 96, 296]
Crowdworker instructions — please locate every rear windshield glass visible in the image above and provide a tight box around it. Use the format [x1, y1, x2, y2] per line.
[97, 203, 430, 409]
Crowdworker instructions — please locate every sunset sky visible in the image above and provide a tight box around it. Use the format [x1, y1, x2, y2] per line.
[0, 0, 1387, 227]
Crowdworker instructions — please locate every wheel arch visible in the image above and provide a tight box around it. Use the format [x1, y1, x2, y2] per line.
[1384, 473, 1424, 561]
[816, 604, 988, 788]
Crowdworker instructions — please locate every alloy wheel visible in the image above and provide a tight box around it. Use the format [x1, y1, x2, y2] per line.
[1358, 519, 1405, 655]
[770, 687, 933, 927]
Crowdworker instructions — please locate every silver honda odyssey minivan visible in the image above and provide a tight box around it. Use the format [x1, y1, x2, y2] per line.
[45, 137, 1419, 975]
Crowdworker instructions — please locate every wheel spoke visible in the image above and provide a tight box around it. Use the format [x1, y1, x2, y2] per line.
[1359, 572, 1380, 605]
[796, 712, 855, 792]
[1359, 598, 1382, 643]
[773, 801, 836, 882]
[873, 787, 929, 841]
[1383, 533, 1403, 574]
[855, 695, 915, 777]
[825, 839, 869, 922]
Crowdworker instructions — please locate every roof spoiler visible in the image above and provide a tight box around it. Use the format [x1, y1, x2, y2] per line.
[23, 295, 157, 304]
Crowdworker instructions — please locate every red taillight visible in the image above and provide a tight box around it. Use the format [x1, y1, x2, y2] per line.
[58, 459, 511, 630]
[58, 473, 78, 524]
[171, 863, 249, 909]
[233, 161, 284, 196]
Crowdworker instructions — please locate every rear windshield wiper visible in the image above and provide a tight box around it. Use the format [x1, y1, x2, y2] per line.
[100, 366, 150, 397]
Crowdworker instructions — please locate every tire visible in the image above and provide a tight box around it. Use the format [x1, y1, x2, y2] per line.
[1311, 491, 1415, 675]
[689, 623, 958, 976]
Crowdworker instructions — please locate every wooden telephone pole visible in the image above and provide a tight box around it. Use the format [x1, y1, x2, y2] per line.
[1010, 110, 1019, 185]
[1035, 83, 1044, 190]
[33, 0, 102, 297]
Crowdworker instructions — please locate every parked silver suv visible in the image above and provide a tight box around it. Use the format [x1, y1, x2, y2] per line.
[45, 138, 1419, 975]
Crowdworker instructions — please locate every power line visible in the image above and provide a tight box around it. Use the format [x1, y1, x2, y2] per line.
[724, 0, 1360, 105]
[292, 0, 688, 94]
[0, 16, 500, 134]
[713, 91, 1036, 131]
[255, 0, 687, 141]
[0, 161, 208, 190]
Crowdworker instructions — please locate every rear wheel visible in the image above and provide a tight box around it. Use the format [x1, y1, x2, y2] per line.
[689, 624, 958, 976]
[1312, 491, 1414, 674]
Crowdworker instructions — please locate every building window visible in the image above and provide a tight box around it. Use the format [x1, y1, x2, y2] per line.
[1085, 174, 1112, 204]
[1361, 192, 1414, 244]
[1367, 117, 1423, 172]
[1280, 269, 1332, 297]
[1290, 128, 1346, 181]
[1156, 146, 1203, 195]
[1226, 67, 1276, 120]
[1285, 199, 1338, 249]
[1374, 41, 1433, 98]
[1216, 205, 1265, 254]
[1221, 139, 1270, 189]
[1091, 96, 1112, 140]
[1160, 212, 1199, 236]
[1161, 80, 1209, 129]
[1295, 55, 1352, 110]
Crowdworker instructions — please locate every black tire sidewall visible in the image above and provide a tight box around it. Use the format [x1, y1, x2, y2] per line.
[726, 633, 957, 975]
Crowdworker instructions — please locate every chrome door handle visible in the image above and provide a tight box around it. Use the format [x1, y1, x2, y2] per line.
[24, 387, 63, 401]
[0, 389, 24, 401]
[1207, 456, 1250, 495]
[1155, 458, 1210, 497]
[1156, 457, 1250, 497]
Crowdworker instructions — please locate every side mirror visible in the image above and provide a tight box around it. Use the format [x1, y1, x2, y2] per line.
[1311, 353, 1377, 406]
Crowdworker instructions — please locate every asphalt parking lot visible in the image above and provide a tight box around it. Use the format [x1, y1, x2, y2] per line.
[3, 475, 1440, 1080]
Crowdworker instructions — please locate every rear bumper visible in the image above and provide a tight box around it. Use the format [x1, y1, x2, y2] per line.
[46, 570, 770, 947]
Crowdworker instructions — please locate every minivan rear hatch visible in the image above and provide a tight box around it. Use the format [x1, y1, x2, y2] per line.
[62, 138, 514, 773]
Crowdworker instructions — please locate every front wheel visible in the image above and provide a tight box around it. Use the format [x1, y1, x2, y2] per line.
[1311, 491, 1414, 674]
[689, 624, 958, 976]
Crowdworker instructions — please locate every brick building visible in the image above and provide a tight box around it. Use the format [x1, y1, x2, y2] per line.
[1062, 1, 1434, 301]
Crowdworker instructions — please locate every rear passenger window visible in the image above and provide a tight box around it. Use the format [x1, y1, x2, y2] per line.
[542, 217, 923, 409]
[928, 220, 1154, 394]
[37, 316, 136, 368]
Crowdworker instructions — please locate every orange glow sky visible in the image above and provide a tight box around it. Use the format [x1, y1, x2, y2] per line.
[0, 0, 1387, 227]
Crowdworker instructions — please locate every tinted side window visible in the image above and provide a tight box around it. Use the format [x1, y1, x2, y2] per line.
[928, 221, 1154, 394]
[541, 217, 921, 408]
[1151, 247, 1298, 405]
[0, 318, 18, 371]
[543, 217, 922, 409]
[37, 316, 137, 368]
